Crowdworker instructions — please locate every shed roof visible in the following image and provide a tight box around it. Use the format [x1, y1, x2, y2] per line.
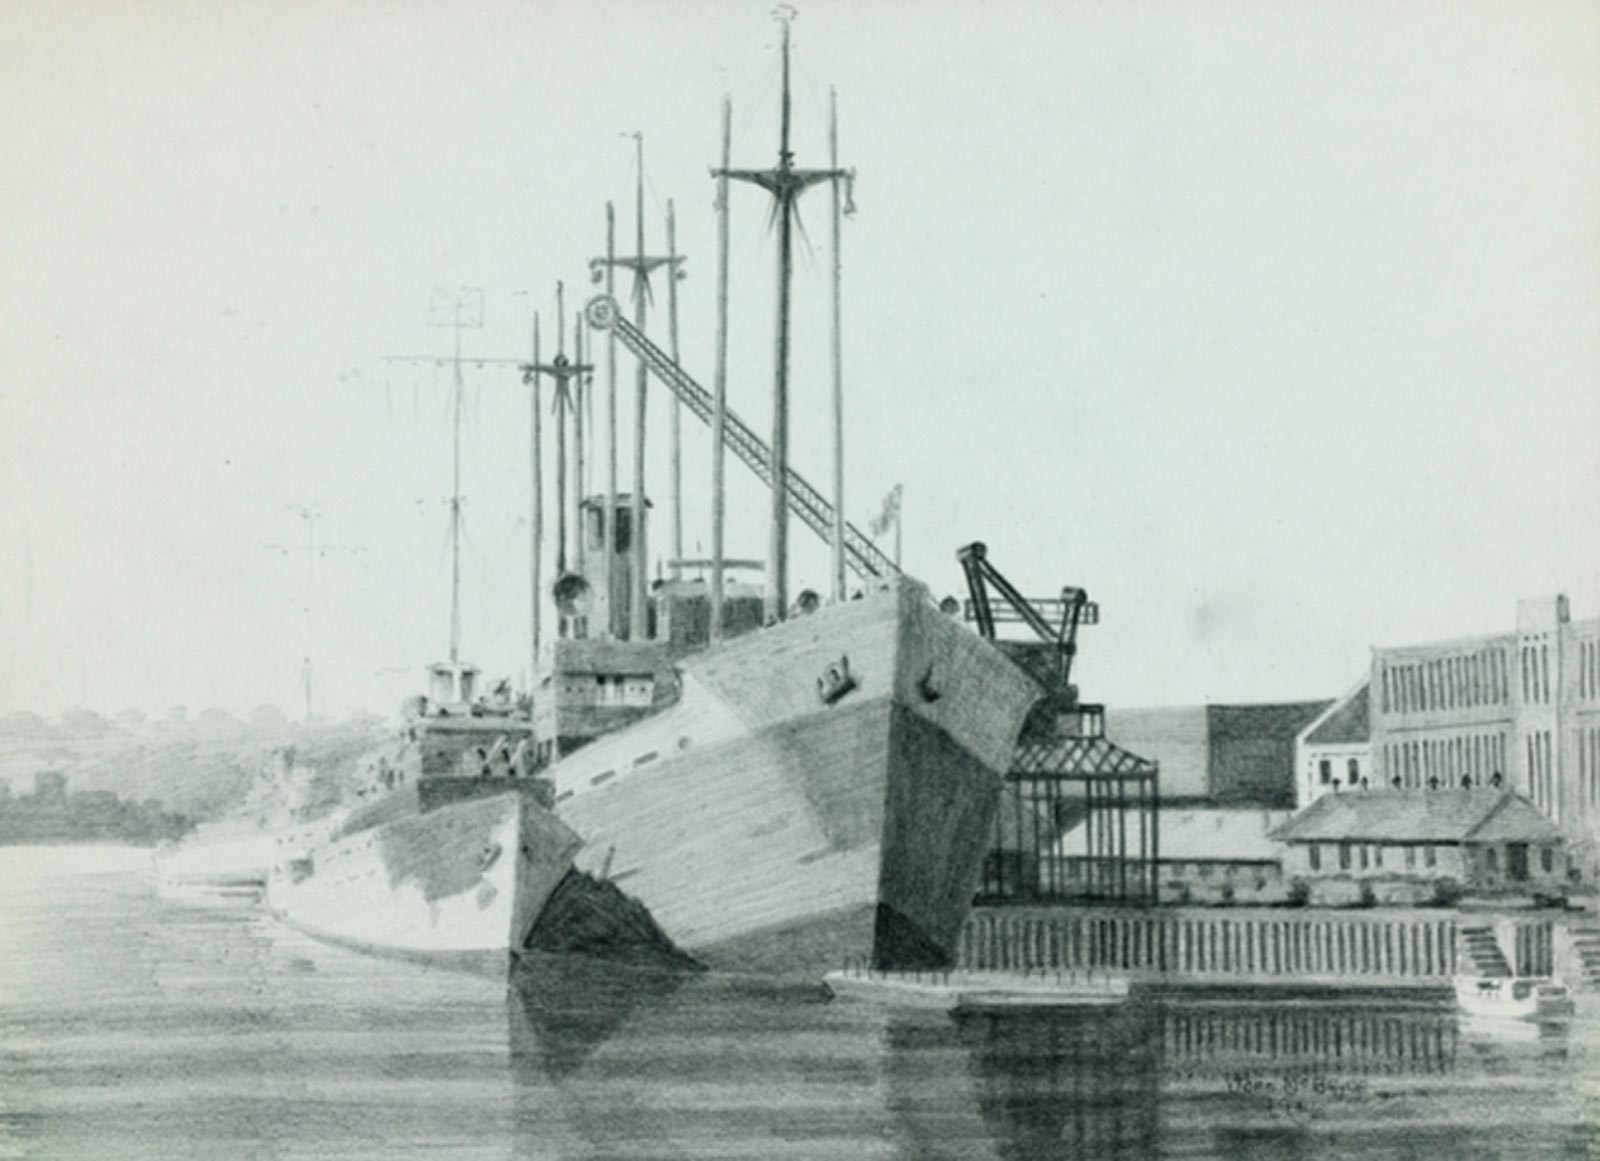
[1051, 808, 1292, 862]
[1271, 788, 1561, 844]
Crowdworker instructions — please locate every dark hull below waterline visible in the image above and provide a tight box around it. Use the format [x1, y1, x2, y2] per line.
[531, 581, 1040, 978]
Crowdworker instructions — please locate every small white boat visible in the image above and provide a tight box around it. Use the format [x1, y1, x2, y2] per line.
[1453, 975, 1573, 1021]
[823, 968, 1131, 1012]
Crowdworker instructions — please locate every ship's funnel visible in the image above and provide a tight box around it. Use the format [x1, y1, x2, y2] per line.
[553, 572, 593, 618]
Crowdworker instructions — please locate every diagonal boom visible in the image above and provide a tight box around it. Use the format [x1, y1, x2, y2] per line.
[584, 294, 898, 583]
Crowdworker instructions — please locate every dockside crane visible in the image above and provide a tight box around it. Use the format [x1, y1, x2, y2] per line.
[956, 542, 1098, 708]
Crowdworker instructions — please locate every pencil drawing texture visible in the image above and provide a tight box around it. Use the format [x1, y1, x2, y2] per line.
[2, 3, 1598, 1159]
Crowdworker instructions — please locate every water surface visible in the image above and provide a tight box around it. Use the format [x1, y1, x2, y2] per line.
[2, 847, 1596, 1159]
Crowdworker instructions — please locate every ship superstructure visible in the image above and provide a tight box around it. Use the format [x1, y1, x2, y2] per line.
[265, 11, 1052, 980]
[497, 13, 1043, 976]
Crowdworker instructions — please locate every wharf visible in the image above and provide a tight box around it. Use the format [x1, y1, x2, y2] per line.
[957, 904, 1578, 993]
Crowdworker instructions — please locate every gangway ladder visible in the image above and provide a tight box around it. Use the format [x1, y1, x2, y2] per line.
[584, 294, 899, 584]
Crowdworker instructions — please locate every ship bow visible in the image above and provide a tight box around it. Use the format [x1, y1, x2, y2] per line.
[874, 582, 1040, 968]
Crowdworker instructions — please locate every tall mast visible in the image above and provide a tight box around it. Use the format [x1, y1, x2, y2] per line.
[521, 283, 593, 633]
[716, 9, 853, 623]
[711, 97, 732, 642]
[589, 137, 686, 640]
[631, 133, 649, 640]
[384, 288, 516, 668]
[667, 198, 683, 581]
[554, 283, 568, 576]
[526, 315, 543, 673]
[269, 503, 360, 721]
[449, 296, 465, 660]
[281, 504, 320, 721]
[828, 86, 846, 605]
[295, 505, 318, 720]
[572, 306, 587, 580]
[770, 16, 793, 624]
[604, 203, 618, 636]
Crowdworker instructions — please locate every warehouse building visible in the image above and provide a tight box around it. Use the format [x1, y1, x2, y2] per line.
[1296, 594, 1599, 880]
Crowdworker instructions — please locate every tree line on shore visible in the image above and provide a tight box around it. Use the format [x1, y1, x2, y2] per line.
[0, 772, 194, 846]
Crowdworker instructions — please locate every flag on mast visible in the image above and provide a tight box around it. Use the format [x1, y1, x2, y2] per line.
[869, 484, 903, 539]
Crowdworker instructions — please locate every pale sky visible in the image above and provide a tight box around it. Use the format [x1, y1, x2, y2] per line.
[2, 0, 1597, 720]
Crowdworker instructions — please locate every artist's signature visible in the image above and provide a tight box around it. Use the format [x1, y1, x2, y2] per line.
[1220, 1069, 1372, 1121]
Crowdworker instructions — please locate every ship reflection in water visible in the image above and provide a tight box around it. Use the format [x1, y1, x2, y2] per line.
[504, 953, 1592, 1161]
[2, 851, 1595, 1161]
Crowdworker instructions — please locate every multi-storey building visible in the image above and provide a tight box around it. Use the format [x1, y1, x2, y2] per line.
[1369, 594, 1600, 876]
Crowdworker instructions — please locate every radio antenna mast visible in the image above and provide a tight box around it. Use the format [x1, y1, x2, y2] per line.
[383, 287, 531, 665]
[268, 504, 363, 721]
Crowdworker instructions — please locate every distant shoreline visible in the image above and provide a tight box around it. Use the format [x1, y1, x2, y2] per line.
[0, 835, 165, 849]
[0, 784, 194, 848]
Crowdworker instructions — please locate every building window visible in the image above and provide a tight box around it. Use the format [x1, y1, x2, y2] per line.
[1339, 843, 1352, 870]
[1319, 759, 1332, 786]
[1374, 845, 1384, 869]
[1347, 757, 1359, 783]
[1424, 845, 1436, 868]
[1359, 845, 1369, 870]
[1405, 845, 1415, 869]
[1485, 847, 1498, 873]
[1541, 847, 1554, 874]
[1309, 845, 1322, 871]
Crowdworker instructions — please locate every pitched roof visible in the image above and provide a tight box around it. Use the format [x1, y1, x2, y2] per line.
[1472, 796, 1566, 842]
[1304, 683, 1369, 745]
[1012, 733, 1158, 778]
[1270, 788, 1562, 844]
[1208, 701, 1333, 742]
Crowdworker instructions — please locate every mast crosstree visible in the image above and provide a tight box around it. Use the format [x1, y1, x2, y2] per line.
[589, 136, 686, 640]
[714, 8, 855, 623]
[520, 283, 594, 592]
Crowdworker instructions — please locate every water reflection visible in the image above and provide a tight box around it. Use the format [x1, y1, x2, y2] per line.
[13, 855, 1592, 1161]
[1162, 1001, 1460, 1075]
[502, 966, 1596, 1161]
[508, 953, 695, 1078]
[950, 1003, 1162, 1160]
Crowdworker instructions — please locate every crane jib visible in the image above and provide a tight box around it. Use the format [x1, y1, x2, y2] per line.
[584, 294, 898, 583]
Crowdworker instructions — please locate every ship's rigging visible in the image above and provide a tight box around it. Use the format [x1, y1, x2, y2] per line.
[584, 294, 895, 583]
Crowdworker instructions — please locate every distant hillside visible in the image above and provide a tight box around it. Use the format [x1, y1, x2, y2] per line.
[0, 711, 389, 822]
